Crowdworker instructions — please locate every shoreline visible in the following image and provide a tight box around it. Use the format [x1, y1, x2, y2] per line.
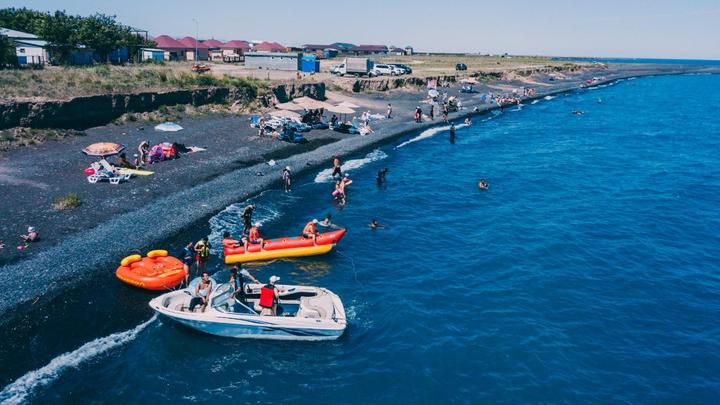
[1, 63, 718, 319]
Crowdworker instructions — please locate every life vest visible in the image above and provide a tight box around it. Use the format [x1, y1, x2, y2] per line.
[259, 285, 275, 308]
[248, 227, 260, 241]
[198, 244, 210, 259]
[303, 221, 316, 235]
[222, 238, 238, 248]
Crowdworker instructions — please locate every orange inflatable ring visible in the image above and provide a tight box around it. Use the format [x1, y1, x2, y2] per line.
[116, 252, 186, 291]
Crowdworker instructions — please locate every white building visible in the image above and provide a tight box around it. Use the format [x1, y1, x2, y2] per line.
[1, 27, 49, 65]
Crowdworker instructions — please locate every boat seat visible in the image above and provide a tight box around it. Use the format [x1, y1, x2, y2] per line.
[298, 295, 332, 319]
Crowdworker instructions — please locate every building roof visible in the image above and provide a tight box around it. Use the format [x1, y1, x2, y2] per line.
[202, 39, 225, 48]
[222, 40, 250, 50]
[153, 35, 188, 49]
[331, 42, 355, 50]
[245, 51, 299, 58]
[350, 44, 388, 52]
[253, 41, 286, 52]
[178, 36, 209, 49]
[389, 46, 405, 52]
[0, 27, 39, 39]
[302, 44, 339, 50]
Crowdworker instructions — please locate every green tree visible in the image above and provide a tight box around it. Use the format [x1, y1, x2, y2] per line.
[42, 10, 79, 64]
[0, 34, 17, 67]
[0, 8, 47, 35]
[76, 13, 122, 62]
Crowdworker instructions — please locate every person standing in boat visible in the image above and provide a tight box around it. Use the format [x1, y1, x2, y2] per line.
[230, 265, 260, 303]
[258, 275, 282, 316]
[241, 204, 255, 235]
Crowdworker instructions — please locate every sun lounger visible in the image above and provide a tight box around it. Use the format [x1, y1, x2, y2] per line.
[86, 159, 131, 185]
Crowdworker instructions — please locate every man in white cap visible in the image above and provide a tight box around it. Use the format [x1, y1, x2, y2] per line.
[242, 222, 265, 252]
[20, 226, 39, 242]
[302, 219, 320, 245]
[257, 275, 281, 316]
[282, 166, 292, 192]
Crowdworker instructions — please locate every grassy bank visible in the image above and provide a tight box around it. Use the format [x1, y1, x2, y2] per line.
[0, 62, 269, 101]
[373, 54, 583, 76]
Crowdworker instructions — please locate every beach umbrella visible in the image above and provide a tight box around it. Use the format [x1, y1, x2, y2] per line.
[82, 142, 125, 157]
[326, 104, 356, 122]
[338, 101, 360, 109]
[292, 96, 330, 110]
[270, 110, 302, 120]
[326, 105, 355, 114]
[275, 101, 304, 111]
[154, 122, 183, 132]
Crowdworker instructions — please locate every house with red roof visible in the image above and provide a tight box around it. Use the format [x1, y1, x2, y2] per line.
[177, 37, 209, 60]
[253, 41, 286, 53]
[220, 40, 251, 62]
[152, 35, 189, 60]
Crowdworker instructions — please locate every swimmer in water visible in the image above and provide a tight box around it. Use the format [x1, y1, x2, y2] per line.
[369, 219, 385, 230]
[572, 110, 584, 115]
[478, 179, 489, 190]
[449, 123, 456, 144]
[377, 168, 388, 185]
[464, 117, 472, 125]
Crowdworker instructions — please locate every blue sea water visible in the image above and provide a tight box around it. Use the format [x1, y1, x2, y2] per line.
[3, 74, 720, 404]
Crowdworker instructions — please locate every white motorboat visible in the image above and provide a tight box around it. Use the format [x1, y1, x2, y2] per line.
[149, 280, 347, 341]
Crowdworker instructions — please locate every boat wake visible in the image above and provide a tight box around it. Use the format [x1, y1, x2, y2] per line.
[0, 316, 156, 405]
[314, 149, 388, 183]
[395, 123, 470, 149]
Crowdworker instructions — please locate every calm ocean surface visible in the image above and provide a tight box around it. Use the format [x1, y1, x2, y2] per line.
[2, 73, 720, 404]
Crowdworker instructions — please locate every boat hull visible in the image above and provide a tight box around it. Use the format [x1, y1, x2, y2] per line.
[158, 313, 344, 341]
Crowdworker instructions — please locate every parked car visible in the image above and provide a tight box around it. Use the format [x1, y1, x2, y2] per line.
[372, 64, 402, 76]
[455, 63, 467, 71]
[391, 64, 412, 74]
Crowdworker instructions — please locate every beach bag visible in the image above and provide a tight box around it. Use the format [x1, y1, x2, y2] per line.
[161, 142, 177, 159]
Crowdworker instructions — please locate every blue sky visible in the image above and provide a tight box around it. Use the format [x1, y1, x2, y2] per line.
[3, 0, 719, 59]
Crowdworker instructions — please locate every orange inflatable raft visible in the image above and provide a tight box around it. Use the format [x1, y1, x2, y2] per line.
[116, 250, 186, 290]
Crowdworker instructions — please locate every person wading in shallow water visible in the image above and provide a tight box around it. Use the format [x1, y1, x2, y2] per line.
[332, 156, 342, 178]
[282, 166, 292, 192]
[377, 168, 389, 185]
[181, 240, 195, 285]
[194, 237, 211, 275]
[241, 204, 255, 235]
[449, 123, 456, 144]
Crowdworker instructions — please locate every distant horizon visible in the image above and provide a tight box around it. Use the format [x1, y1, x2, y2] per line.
[4, 0, 720, 60]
